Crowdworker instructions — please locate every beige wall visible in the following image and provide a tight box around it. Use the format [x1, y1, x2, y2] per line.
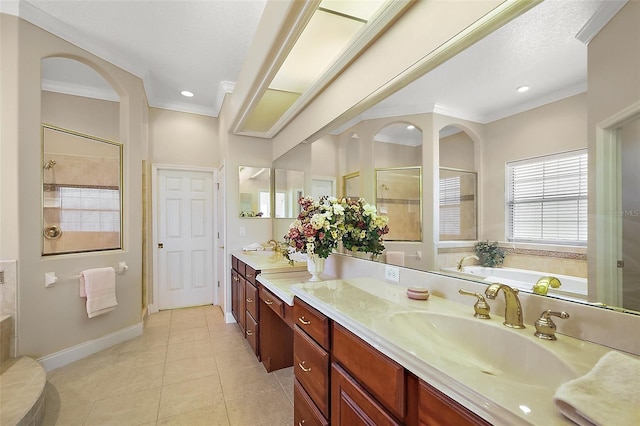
[0, 15, 146, 358]
[482, 93, 588, 241]
[149, 108, 219, 167]
[440, 131, 475, 170]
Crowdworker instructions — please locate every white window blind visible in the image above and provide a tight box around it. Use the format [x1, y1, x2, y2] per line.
[507, 150, 587, 245]
[439, 176, 461, 236]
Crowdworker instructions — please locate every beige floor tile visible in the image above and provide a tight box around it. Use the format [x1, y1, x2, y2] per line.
[166, 338, 213, 362]
[273, 367, 294, 405]
[158, 376, 224, 420]
[225, 388, 293, 426]
[92, 362, 165, 401]
[208, 323, 243, 338]
[42, 400, 92, 426]
[220, 367, 282, 402]
[84, 387, 161, 426]
[46, 368, 112, 405]
[163, 354, 218, 385]
[119, 331, 169, 354]
[115, 345, 167, 368]
[171, 306, 206, 323]
[170, 315, 208, 331]
[211, 333, 249, 353]
[157, 404, 230, 426]
[168, 326, 210, 345]
[146, 310, 172, 327]
[214, 345, 258, 371]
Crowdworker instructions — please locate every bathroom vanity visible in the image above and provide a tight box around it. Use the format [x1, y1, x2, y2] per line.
[256, 268, 626, 426]
[230, 251, 306, 370]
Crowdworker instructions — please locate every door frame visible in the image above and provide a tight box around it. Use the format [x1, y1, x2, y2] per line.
[150, 164, 217, 313]
[593, 100, 640, 307]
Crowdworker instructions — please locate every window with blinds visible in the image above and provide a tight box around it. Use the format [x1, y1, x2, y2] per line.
[440, 175, 461, 237]
[507, 150, 587, 245]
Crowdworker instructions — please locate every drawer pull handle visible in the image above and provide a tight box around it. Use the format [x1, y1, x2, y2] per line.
[264, 299, 273, 305]
[246, 330, 253, 336]
[299, 421, 305, 426]
[246, 274, 254, 278]
[298, 362, 311, 373]
[298, 316, 311, 325]
[246, 297, 253, 303]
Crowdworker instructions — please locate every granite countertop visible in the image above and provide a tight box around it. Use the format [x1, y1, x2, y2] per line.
[281, 276, 617, 426]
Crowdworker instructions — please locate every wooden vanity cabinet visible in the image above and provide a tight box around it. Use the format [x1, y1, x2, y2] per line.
[293, 297, 331, 425]
[258, 286, 293, 372]
[415, 379, 491, 426]
[230, 255, 261, 354]
[290, 296, 492, 426]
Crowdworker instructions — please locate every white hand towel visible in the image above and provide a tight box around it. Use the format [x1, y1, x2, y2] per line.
[386, 251, 405, 267]
[553, 351, 640, 426]
[79, 267, 117, 318]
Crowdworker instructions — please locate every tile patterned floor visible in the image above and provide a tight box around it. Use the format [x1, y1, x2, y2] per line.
[43, 305, 294, 425]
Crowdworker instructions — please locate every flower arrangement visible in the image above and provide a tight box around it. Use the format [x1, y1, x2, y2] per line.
[284, 196, 346, 260]
[283, 196, 390, 262]
[474, 240, 505, 267]
[341, 197, 389, 256]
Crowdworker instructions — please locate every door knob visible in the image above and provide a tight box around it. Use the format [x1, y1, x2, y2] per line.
[158, 243, 164, 249]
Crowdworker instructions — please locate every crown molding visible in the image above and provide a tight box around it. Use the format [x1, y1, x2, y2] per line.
[576, 0, 627, 45]
[41, 79, 119, 103]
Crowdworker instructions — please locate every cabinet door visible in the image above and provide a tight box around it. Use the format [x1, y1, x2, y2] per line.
[231, 269, 238, 321]
[418, 380, 491, 426]
[238, 276, 246, 332]
[331, 363, 401, 426]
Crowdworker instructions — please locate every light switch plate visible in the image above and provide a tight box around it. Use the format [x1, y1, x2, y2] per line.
[239, 226, 246, 237]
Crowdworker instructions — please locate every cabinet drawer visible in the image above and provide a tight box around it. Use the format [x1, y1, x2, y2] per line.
[237, 260, 246, 277]
[245, 282, 259, 320]
[294, 325, 330, 418]
[259, 286, 284, 319]
[245, 265, 258, 285]
[294, 378, 328, 426]
[294, 297, 330, 350]
[332, 363, 401, 426]
[245, 311, 259, 356]
[333, 323, 405, 420]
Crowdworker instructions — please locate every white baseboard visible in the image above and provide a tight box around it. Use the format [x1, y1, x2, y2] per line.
[37, 322, 143, 372]
[224, 312, 236, 324]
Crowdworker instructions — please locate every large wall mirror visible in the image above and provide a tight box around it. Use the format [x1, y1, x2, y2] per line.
[285, 1, 640, 315]
[238, 166, 271, 218]
[274, 169, 304, 218]
[42, 124, 123, 255]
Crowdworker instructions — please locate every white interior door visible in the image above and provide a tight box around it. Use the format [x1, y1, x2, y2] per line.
[157, 168, 214, 310]
[216, 165, 226, 312]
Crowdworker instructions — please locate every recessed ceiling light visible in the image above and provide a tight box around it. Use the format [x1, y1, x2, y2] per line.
[406, 125, 416, 130]
[181, 90, 194, 97]
[517, 85, 530, 93]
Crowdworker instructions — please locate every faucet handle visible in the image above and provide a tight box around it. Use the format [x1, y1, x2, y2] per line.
[534, 310, 569, 340]
[458, 289, 491, 319]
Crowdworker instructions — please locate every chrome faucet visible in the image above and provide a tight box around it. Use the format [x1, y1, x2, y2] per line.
[484, 283, 525, 328]
[457, 255, 479, 271]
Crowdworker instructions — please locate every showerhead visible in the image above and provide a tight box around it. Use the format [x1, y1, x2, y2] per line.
[44, 160, 56, 170]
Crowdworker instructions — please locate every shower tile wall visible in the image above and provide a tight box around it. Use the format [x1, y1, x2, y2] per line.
[0, 260, 17, 357]
[43, 153, 120, 254]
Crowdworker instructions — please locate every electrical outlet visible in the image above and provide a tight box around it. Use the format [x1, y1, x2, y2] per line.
[385, 265, 400, 282]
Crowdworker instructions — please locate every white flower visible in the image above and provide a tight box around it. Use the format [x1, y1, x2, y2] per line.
[332, 203, 345, 215]
[310, 214, 325, 230]
[363, 204, 377, 216]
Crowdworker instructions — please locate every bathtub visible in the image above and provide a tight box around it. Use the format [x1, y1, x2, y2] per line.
[440, 266, 588, 301]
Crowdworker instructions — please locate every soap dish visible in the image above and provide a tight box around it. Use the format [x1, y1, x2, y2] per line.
[407, 286, 429, 300]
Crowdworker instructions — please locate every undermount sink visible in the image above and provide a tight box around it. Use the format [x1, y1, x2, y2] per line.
[381, 312, 576, 388]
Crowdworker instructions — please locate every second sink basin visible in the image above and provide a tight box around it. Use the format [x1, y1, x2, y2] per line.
[379, 311, 576, 389]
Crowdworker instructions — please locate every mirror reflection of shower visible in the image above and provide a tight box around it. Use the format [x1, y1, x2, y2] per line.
[43, 159, 56, 169]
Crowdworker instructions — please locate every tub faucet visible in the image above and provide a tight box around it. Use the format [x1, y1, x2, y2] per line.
[485, 283, 525, 329]
[457, 255, 479, 271]
[532, 276, 561, 295]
